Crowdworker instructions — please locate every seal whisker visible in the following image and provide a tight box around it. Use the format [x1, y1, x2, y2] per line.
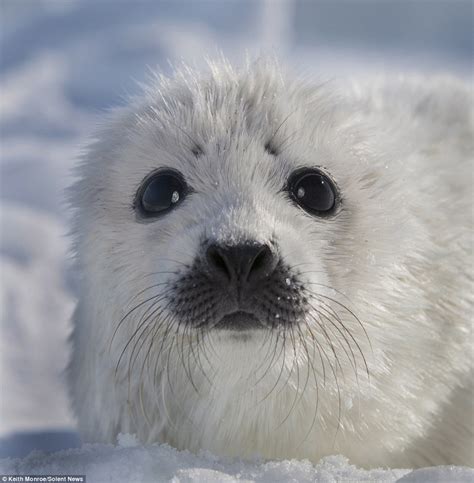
[273, 327, 302, 430]
[114, 294, 172, 376]
[251, 329, 279, 387]
[306, 298, 359, 377]
[110, 288, 174, 352]
[127, 302, 175, 396]
[257, 329, 288, 405]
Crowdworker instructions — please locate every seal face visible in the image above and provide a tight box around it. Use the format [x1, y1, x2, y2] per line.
[68, 60, 473, 468]
[135, 164, 326, 332]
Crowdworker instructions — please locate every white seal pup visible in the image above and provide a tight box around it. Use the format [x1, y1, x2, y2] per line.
[68, 59, 473, 468]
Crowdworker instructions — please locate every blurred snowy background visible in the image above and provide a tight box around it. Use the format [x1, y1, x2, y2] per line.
[0, 0, 472, 459]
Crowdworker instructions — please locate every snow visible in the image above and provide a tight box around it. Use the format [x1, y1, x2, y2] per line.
[397, 466, 474, 483]
[1, 440, 473, 482]
[0, 0, 472, 479]
[0, 439, 412, 482]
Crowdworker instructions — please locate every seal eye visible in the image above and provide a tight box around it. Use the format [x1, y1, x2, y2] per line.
[288, 168, 337, 216]
[137, 169, 187, 217]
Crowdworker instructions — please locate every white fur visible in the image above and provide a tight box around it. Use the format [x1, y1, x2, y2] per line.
[68, 58, 473, 468]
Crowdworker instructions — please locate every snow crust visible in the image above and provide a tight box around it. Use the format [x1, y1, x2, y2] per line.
[0, 438, 409, 483]
[2, 437, 473, 482]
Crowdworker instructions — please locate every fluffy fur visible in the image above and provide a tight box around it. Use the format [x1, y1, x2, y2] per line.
[68, 58, 473, 468]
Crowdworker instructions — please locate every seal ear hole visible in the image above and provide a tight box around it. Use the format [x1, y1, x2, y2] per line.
[264, 142, 279, 156]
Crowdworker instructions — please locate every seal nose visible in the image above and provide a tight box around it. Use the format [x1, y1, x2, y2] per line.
[206, 242, 277, 284]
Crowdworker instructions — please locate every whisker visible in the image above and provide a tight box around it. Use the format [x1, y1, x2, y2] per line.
[274, 327, 302, 429]
[110, 288, 173, 353]
[294, 324, 320, 450]
[306, 298, 358, 377]
[304, 288, 371, 380]
[114, 293, 171, 375]
[257, 329, 288, 405]
[270, 111, 296, 144]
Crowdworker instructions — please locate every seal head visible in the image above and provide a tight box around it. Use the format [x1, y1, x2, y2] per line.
[68, 59, 473, 468]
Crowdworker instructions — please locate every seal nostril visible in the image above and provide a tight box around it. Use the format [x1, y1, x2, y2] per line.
[206, 245, 233, 281]
[252, 248, 267, 271]
[205, 242, 278, 285]
[248, 244, 275, 281]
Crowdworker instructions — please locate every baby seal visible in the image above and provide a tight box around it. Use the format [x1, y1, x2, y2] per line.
[68, 59, 473, 468]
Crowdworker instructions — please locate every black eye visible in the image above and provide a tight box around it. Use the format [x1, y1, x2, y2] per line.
[136, 169, 188, 217]
[287, 168, 338, 216]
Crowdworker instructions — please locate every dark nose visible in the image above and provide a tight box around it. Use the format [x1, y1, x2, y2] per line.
[206, 242, 278, 284]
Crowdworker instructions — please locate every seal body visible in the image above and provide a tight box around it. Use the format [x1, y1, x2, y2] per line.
[68, 60, 473, 468]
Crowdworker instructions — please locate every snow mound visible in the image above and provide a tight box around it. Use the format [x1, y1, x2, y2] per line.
[1, 438, 473, 483]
